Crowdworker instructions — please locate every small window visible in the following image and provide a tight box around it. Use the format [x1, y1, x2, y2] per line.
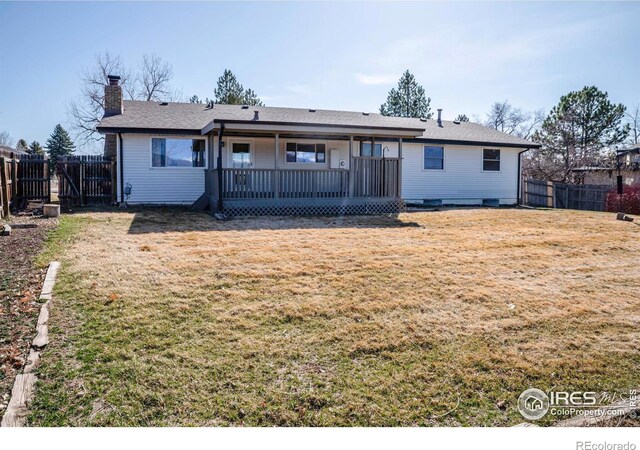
[423, 146, 444, 170]
[286, 142, 326, 163]
[361, 142, 382, 157]
[483, 149, 500, 171]
[152, 138, 205, 168]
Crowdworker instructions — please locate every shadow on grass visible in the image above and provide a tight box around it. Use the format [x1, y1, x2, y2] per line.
[125, 206, 422, 234]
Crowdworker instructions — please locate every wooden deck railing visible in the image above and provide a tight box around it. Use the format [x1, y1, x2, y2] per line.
[221, 168, 350, 200]
[210, 158, 401, 202]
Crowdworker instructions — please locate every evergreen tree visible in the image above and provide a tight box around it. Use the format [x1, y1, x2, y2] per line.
[15, 139, 29, 153]
[379, 70, 432, 118]
[45, 124, 75, 165]
[214, 69, 264, 106]
[214, 70, 245, 104]
[242, 88, 264, 107]
[455, 114, 470, 123]
[28, 141, 45, 156]
[189, 95, 203, 104]
[530, 86, 628, 182]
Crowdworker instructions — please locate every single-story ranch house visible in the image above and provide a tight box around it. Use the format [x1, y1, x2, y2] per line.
[97, 75, 540, 216]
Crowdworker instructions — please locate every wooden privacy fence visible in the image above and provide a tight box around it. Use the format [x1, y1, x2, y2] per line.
[352, 156, 400, 198]
[0, 153, 50, 218]
[56, 155, 116, 207]
[522, 178, 610, 211]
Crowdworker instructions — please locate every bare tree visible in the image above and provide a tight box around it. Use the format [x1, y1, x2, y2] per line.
[67, 52, 131, 146]
[129, 54, 174, 101]
[484, 100, 544, 139]
[67, 52, 177, 149]
[625, 104, 640, 146]
[0, 130, 13, 147]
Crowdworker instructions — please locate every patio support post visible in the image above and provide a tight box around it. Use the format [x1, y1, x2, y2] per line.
[348, 135, 354, 198]
[274, 133, 280, 199]
[216, 124, 225, 213]
[397, 137, 403, 198]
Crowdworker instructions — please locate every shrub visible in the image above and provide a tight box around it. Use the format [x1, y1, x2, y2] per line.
[605, 185, 640, 215]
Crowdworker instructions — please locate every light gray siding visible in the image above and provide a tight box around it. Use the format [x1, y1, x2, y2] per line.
[118, 133, 522, 206]
[401, 143, 520, 205]
[218, 137, 351, 170]
[118, 134, 206, 204]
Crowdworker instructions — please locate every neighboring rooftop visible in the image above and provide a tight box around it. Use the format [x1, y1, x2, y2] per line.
[97, 100, 539, 148]
[0, 145, 26, 157]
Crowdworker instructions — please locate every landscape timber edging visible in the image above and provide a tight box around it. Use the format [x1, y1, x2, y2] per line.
[1, 261, 60, 427]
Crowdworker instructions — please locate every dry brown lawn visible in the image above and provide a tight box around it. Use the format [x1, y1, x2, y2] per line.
[29, 208, 640, 426]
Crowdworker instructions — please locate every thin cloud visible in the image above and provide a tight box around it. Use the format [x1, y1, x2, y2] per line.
[367, 19, 601, 84]
[354, 73, 397, 85]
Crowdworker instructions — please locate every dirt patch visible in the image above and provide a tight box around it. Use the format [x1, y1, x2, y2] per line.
[0, 215, 56, 413]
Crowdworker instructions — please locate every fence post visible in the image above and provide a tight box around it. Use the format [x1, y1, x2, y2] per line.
[79, 160, 85, 206]
[46, 158, 51, 204]
[11, 156, 18, 202]
[0, 157, 9, 218]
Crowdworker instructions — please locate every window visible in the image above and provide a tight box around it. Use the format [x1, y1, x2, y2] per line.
[286, 143, 326, 163]
[483, 149, 501, 171]
[423, 146, 444, 170]
[231, 143, 251, 168]
[361, 142, 382, 157]
[152, 138, 205, 167]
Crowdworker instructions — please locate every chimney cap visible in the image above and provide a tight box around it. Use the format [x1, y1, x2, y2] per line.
[107, 75, 121, 86]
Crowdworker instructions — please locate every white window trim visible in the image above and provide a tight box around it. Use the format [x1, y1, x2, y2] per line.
[284, 139, 328, 165]
[482, 148, 502, 173]
[422, 145, 446, 172]
[227, 138, 255, 168]
[149, 135, 208, 169]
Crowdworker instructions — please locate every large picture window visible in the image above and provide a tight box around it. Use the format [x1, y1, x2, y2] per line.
[286, 143, 326, 163]
[483, 149, 501, 171]
[152, 138, 205, 168]
[423, 146, 444, 170]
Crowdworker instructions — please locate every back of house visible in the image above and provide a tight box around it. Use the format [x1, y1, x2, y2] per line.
[97, 76, 539, 215]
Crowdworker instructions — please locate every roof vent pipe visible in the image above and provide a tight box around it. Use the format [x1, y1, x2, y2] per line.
[253, 110, 259, 120]
[437, 109, 443, 127]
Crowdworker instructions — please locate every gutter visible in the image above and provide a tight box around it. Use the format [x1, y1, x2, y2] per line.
[118, 133, 124, 204]
[207, 119, 425, 133]
[517, 147, 532, 206]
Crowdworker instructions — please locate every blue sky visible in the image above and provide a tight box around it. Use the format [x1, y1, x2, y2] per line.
[1, 1, 639, 153]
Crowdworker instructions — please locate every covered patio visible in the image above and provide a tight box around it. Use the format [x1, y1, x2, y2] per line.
[203, 120, 423, 216]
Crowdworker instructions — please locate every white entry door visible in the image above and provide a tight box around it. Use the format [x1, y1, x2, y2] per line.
[231, 142, 252, 168]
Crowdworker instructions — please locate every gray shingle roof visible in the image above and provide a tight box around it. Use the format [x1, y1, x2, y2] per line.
[98, 101, 216, 131]
[97, 100, 539, 148]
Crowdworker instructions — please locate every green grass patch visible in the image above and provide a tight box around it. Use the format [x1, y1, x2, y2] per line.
[36, 215, 91, 268]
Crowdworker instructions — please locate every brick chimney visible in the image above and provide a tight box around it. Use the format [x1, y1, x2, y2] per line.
[104, 75, 123, 117]
[103, 75, 122, 157]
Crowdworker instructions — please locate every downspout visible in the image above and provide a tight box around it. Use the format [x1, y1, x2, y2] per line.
[517, 147, 532, 206]
[216, 123, 225, 213]
[119, 133, 124, 204]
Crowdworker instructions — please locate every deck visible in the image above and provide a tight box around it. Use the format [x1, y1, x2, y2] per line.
[209, 157, 403, 216]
